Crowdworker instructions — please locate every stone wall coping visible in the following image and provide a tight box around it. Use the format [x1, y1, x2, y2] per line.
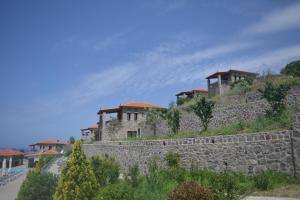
[87, 130, 291, 147]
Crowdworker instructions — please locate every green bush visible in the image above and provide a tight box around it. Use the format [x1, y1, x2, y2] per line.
[94, 182, 134, 200]
[127, 163, 140, 187]
[280, 60, 300, 77]
[165, 152, 180, 168]
[167, 181, 213, 200]
[16, 170, 57, 200]
[210, 172, 239, 200]
[229, 77, 254, 95]
[90, 155, 120, 187]
[167, 167, 187, 183]
[34, 155, 55, 172]
[253, 171, 274, 190]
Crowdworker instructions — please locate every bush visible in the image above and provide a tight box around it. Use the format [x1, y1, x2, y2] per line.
[165, 152, 180, 168]
[94, 182, 134, 200]
[91, 155, 120, 187]
[16, 170, 57, 200]
[167, 167, 187, 183]
[167, 181, 213, 200]
[253, 171, 274, 190]
[280, 60, 300, 77]
[34, 155, 55, 172]
[166, 102, 181, 134]
[229, 77, 254, 95]
[210, 172, 239, 200]
[127, 163, 139, 187]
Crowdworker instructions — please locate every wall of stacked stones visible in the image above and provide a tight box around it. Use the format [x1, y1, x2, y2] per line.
[84, 130, 298, 175]
[179, 87, 300, 132]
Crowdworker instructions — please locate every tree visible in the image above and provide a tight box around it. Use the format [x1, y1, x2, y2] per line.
[166, 102, 181, 134]
[145, 108, 163, 136]
[53, 140, 98, 200]
[106, 118, 122, 139]
[280, 60, 300, 77]
[16, 171, 57, 200]
[90, 155, 120, 187]
[259, 81, 290, 117]
[188, 96, 214, 131]
[69, 136, 75, 144]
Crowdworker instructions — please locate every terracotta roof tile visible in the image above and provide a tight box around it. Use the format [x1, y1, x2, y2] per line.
[120, 102, 161, 109]
[41, 149, 59, 155]
[29, 140, 68, 146]
[0, 149, 25, 156]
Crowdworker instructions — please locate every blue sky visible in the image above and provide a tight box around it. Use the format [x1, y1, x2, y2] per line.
[0, 0, 300, 148]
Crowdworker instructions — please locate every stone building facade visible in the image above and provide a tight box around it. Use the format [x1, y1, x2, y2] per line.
[81, 124, 99, 142]
[97, 102, 167, 141]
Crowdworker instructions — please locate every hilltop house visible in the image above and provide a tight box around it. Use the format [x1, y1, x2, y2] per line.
[176, 88, 208, 101]
[81, 124, 99, 142]
[206, 69, 257, 97]
[97, 102, 163, 141]
[0, 150, 24, 175]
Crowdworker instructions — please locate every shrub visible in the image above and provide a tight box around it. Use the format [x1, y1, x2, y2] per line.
[210, 172, 239, 200]
[53, 141, 98, 200]
[280, 60, 300, 77]
[253, 171, 274, 190]
[166, 102, 181, 134]
[167, 181, 213, 200]
[167, 167, 187, 183]
[127, 163, 139, 187]
[188, 96, 214, 131]
[165, 152, 180, 168]
[94, 182, 134, 200]
[259, 81, 290, 117]
[177, 97, 190, 106]
[69, 136, 75, 144]
[16, 171, 57, 200]
[34, 155, 55, 172]
[230, 77, 254, 95]
[145, 108, 164, 136]
[90, 155, 120, 187]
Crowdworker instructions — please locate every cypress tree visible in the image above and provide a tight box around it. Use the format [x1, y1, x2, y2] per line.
[53, 140, 98, 200]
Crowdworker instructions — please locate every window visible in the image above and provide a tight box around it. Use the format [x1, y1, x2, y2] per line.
[127, 113, 131, 120]
[127, 131, 137, 138]
[134, 113, 138, 120]
[138, 128, 141, 137]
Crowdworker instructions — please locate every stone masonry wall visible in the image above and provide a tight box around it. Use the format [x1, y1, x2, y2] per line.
[84, 130, 298, 175]
[180, 87, 300, 132]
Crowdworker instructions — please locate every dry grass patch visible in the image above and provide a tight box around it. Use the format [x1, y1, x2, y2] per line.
[252, 185, 300, 198]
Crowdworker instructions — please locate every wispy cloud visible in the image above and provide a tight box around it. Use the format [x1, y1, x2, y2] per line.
[243, 2, 300, 35]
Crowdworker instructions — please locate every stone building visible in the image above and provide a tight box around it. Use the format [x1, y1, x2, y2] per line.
[97, 102, 163, 141]
[81, 124, 99, 142]
[176, 88, 208, 99]
[206, 69, 257, 97]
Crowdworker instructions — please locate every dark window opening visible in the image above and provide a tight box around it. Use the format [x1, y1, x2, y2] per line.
[127, 131, 137, 138]
[127, 113, 131, 120]
[134, 113, 138, 120]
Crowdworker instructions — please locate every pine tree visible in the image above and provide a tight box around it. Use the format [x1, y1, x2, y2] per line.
[53, 140, 98, 200]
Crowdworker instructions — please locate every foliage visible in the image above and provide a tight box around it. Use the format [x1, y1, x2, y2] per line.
[167, 181, 213, 200]
[127, 163, 140, 187]
[94, 182, 134, 200]
[176, 97, 191, 106]
[165, 151, 180, 168]
[167, 167, 187, 183]
[34, 155, 55, 172]
[281, 60, 300, 77]
[90, 155, 120, 187]
[228, 77, 255, 95]
[106, 118, 122, 139]
[259, 81, 290, 116]
[253, 171, 274, 190]
[145, 108, 164, 136]
[188, 96, 215, 131]
[210, 172, 239, 200]
[16, 170, 57, 200]
[53, 140, 98, 200]
[69, 136, 75, 144]
[166, 102, 181, 134]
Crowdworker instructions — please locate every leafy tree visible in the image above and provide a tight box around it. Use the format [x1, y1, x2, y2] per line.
[166, 102, 181, 134]
[90, 155, 120, 187]
[145, 108, 163, 136]
[165, 151, 180, 168]
[53, 140, 98, 200]
[106, 118, 122, 139]
[280, 60, 300, 77]
[16, 170, 57, 200]
[69, 136, 75, 144]
[259, 81, 290, 117]
[188, 96, 214, 131]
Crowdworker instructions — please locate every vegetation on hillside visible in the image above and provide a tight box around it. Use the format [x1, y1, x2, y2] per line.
[165, 102, 181, 134]
[280, 60, 300, 77]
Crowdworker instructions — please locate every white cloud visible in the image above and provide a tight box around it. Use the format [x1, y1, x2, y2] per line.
[244, 2, 300, 35]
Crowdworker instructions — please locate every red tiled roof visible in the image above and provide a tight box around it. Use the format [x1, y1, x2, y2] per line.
[29, 140, 68, 146]
[0, 149, 25, 156]
[192, 88, 208, 92]
[88, 124, 98, 129]
[120, 102, 161, 109]
[41, 149, 59, 156]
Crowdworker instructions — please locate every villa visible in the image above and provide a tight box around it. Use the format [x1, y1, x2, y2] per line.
[176, 88, 208, 100]
[97, 102, 163, 141]
[29, 140, 68, 152]
[206, 69, 258, 97]
[0, 149, 24, 176]
[81, 124, 99, 142]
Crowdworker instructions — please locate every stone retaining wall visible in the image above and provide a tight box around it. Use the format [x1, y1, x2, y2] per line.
[84, 130, 299, 175]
